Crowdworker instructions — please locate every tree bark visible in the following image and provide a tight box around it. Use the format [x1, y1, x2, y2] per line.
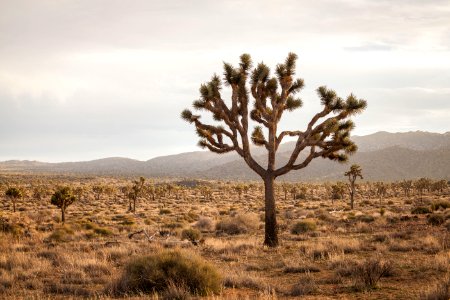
[263, 175, 278, 247]
[61, 207, 65, 223]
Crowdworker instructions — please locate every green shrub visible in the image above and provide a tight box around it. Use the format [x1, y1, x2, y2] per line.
[181, 228, 202, 242]
[110, 250, 221, 296]
[47, 226, 74, 242]
[428, 214, 445, 226]
[291, 220, 317, 234]
[411, 206, 431, 214]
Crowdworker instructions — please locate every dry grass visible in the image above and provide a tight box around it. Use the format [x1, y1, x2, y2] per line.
[0, 173, 448, 299]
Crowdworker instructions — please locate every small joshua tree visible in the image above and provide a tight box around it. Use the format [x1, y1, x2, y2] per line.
[128, 177, 145, 212]
[5, 187, 22, 212]
[399, 180, 413, 198]
[92, 185, 105, 201]
[345, 164, 363, 209]
[181, 53, 366, 247]
[50, 187, 76, 223]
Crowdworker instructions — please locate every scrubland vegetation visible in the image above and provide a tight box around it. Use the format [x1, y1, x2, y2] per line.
[0, 174, 449, 299]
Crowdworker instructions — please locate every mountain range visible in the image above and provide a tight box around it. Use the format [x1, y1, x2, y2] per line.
[1, 131, 449, 181]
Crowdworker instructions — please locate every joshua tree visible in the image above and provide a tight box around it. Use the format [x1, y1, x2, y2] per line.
[344, 164, 363, 209]
[375, 182, 387, 204]
[331, 182, 346, 203]
[415, 177, 432, 200]
[5, 187, 22, 212]
[128, 177, 145, 212]
[181, 53, 366, 247]
[92, 185, 105, 201]
[50, 187, 76, 223]
[399, 180, 413, 198]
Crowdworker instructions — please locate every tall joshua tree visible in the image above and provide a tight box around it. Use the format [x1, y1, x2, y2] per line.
[5, 187, 22, 213]
[344, 164, 363, 209]
[50, 187, 76, 223]
[181, 53, 366, 247]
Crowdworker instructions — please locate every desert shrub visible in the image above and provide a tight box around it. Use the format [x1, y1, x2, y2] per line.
[352, 258, 394, 290]
[0, 216, 24, 236]
[194, 217, 214, 232]
[181, 228, 202, 243]
[215, 213, 258, 235]
[445, 221, 450, 231]
[357, 214, 375, 223]
[93, 227, 113, 236]
[431, 200, 450, 211]
[421, 277, 450, 300]
[110, 250, 221, 296]
[412, 206, 432, 214]
[160, 208, 172, 215]
[428, 214, 445, 226]
[288, 276, 317, 296]
[47, 226, 75, 242]
[291, 220, 316, 234]
[223, 273, 265, 290]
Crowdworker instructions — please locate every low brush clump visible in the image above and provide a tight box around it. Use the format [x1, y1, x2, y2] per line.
[215, 213, 259, 235]
[291, 220, 317, 234]
[109, 250, 221, 297]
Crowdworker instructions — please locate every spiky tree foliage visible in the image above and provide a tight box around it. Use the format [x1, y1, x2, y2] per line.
[50, 187, 76, 223]
[92, 185, 105, 201]
[128, 177, 145, 212]
[181, 53, 366, 247]
[331, 182, 346, 202]
[375, 182, 387, 204]
[432, 179, 448, 194]
[399, 180, 413, 198]
[415, 177, 432, 200]
[344, 164, 363, 209]
[5, 187, 22, 213]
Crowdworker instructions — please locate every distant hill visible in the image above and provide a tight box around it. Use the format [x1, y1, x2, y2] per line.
[0, 131, 449, 181]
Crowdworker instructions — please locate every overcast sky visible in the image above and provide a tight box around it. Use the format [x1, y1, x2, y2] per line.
[1, 0, 449, 162]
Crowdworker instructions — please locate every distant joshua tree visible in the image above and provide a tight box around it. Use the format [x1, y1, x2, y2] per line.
[5, 187, 22, 212]
[181, 53, 366, 247]
[331, 182, 346, 203]
[50, 187, 76, 223]
[92, 185, 105, 201]
[399, 180, 413, 198]
[128, 177, 145, 212]
[414, 177, 432, 200]
[344, 164, 363, 209]
[375, 182, 387, 204]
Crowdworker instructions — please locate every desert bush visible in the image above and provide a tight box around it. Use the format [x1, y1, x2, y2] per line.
[160, 208, 172, 215]
[421, 277, 450, 300]
[288, 275, 317, 296]
[109, 250, 221, 296]
[194, 217, 214, 232]
[428, 214, 445, 226]
[352, 258, 394, 290]
[356, 214, 375, 223]
[181, 228, 202, 243]
[412, 206, 432, 214]
[290, 220, 317, 234]
[215, 213, 259, 235]
[47, 226, 75, 242]
[445, 220, 450, 231]
[223, 272, 266, 290]
[431, 200, 450, 211]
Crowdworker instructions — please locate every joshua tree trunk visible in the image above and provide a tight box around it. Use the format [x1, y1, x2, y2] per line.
[133, 197, 136, 212]
[129, 199, 132, 211]
[13, 198, 16, 213]
[350, 185, 355, 209]
[264, 175, 278, 247]
[61, 205, 65, 223]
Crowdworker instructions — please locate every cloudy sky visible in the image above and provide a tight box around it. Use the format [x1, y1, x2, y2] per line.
[1, 0, 449, 162]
